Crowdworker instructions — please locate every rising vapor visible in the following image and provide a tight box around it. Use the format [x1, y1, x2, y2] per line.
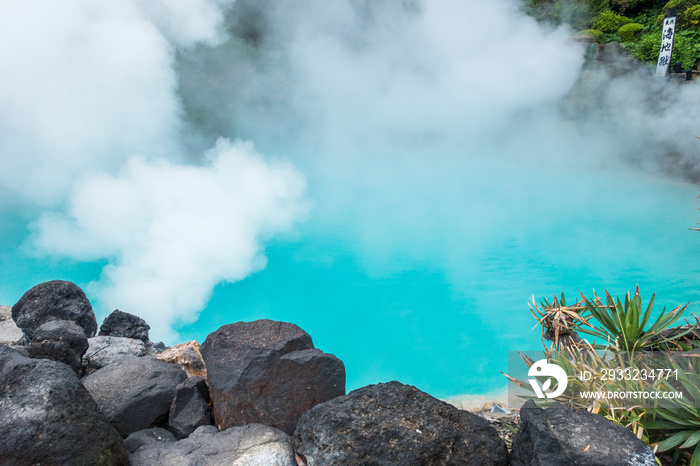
[2, 0, 700, 343]
[1, 0, 309, 342]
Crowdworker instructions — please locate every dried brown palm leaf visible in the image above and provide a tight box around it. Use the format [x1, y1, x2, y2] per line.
[529, 294, 595, 350]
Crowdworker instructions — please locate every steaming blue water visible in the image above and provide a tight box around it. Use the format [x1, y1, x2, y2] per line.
[1, 167, 699, 398]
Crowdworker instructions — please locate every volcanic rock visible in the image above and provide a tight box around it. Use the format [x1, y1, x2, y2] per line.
[81, 355, 187, 437]
[123, 427, 176, 454]
[149, 341, 168, 353]
[0, 318, 23, 345]
[510, 400, 656, 466]
[200, 319, 345, 435]
[27, 319, 88, 374]
[82, 335, 147, 374]
[129, 423, 295, 466]
[169, 376, 213, 439]
[11, 280, 97, 338]
[0, 305, 11, 320]
[156, 340, 206, 378]
[99, 309, 150, 343]
[192, 425, 218, 435]
[293, 381, 508, 466]
[0, 345, 127, 465]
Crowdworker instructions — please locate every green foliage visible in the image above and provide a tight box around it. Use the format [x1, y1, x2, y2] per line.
[505, 349, 664, 444]
[643, 358, 700, 465]
[619, 21, 646, 39]
[594, 10, 634, 32]
[579, 287, 689, 352]
[633, 31, 663, 60]
[612, 0, 641, 12]
[686, 5, 700, 26]
[631, 30, 700, 68]
[516, 287, 700, 464]
[521, 0, 700, 67]
[522, 0, 610, 29]
[577, 28, 605, 40]
[673, 29, 700, 67]
[633, 8, 667, 29]
[664, 0, 700, 27]
[611, 0, 666, 12]
[663, 0, 700, 12]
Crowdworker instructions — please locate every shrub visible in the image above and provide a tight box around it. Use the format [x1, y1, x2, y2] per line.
[576, 28, 605, 41]
[632, 29, 700, 69]
[510, 286, 700, 463]
[663, 0, 700, 27]
[633, 32, 663, 61]
[578, 287, 690, 352]
[594, 10, 634, 32]
[522, 0, 609, 29]
[610, 0, 657, 12]
[618, 22, 646, 40]
[673, 30, 700, 68]
[644, 357, 700, 464]
[611, 0, 638, 12]
[686, 4, 700, 27]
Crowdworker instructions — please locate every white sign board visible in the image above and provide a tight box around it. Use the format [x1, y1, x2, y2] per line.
[656, 16, 676, 77]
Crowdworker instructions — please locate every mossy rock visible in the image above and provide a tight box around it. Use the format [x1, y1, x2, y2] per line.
[663, 0, 700, 12]
[594, 10, 633, 33]
[618, 23, 645, 41]
[576, 29, 604, 42]
[658, 1, 700, 28]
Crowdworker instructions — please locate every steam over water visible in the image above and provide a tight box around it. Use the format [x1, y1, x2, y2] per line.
[1, 0, 700, 395]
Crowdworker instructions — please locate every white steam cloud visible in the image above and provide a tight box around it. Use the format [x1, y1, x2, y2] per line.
[3, 0, 700, 342]
[1, 0, 309, 342]
[0, 0, 179, 207]
[34, 140, 308, 341]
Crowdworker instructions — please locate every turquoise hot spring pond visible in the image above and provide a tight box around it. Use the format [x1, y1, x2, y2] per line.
[1, 163, 699, 399]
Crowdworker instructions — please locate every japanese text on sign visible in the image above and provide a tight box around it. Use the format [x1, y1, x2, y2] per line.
[656, 16, 676, 76]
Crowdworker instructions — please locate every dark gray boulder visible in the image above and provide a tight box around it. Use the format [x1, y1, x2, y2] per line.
[11, 280, 97, 338]
[192, 425, 218, 435]
[99, 309, 150, 343]
[81, 355, 187, 437]
[200, 319, 346, 435]
[150, 341, 168, 352]
[30, 319, 89, 355]
[123, 427, 176, 454]
[82, 335, 147, 374]
[169, 376, 213, 439]
[510, 400, 656, 466]
[129, 423, 295, 465]
[293, 381, 508, 466]
[0, 346, 127, 465]
[27, 319, 88, 374]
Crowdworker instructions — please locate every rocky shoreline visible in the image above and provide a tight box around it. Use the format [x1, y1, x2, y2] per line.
[0, 280, 657, 465]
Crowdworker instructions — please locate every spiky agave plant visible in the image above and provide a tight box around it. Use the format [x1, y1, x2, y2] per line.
[644, 356, 700, 465]
[578, 285, 691, 352]
[502, 347, 652, 441]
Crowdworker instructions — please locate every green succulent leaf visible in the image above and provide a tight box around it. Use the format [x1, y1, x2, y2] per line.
[657, 430, 695, 452]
